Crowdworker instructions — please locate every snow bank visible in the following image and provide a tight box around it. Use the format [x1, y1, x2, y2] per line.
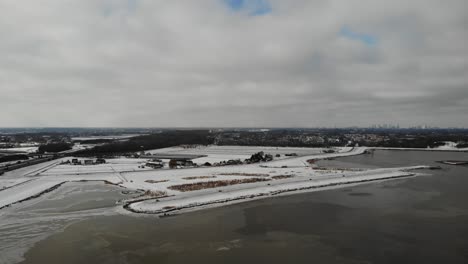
[0, 179, 66, 210]
[0, 147, 38, 153]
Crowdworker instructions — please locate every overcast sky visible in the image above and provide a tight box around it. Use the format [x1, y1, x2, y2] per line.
[1, 0, 467, 128]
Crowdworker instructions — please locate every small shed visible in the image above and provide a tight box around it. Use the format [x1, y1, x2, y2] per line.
[146, 161, 163, 169]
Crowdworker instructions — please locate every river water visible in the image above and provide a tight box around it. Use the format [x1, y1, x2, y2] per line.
[9, 150, 468, 263]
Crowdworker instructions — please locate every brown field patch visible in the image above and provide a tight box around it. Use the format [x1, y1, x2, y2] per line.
[271, 175, 294, 180]
[218, 173, 270, 177]
[142, 190, 167, 197]
[182, 176, 217, 180]
[168, 178, 270, 192]
[145, 179, 169, 184]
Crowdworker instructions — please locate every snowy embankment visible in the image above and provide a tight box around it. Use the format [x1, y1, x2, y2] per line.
[0, 179, 65, 210]
[0, 147, 39, 154]
[0, 175, 123, 211]
[126, 166, 428, 215]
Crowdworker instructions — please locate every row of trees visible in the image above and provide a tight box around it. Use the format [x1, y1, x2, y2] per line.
[0, 154, 29, 163]
[38, 143, 72, 153]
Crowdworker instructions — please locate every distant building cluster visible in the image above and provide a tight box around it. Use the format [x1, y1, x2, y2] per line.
[62, 158, 106, 165]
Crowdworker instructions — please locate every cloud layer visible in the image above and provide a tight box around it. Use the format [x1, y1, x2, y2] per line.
[1, 0, 467, 127]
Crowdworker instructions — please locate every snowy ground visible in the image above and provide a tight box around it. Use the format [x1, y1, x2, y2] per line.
[146, 145, 331, 156]
[0, 147, 38, 153]
[71, 134, 144, 141]
[70, 143, 95, 151]
[41, 158, 151, 176]
[0, 146, 433, 216]
[191, 154, 252, 165]
[145, 145, 345, 165]
[0, 178, 34, 191]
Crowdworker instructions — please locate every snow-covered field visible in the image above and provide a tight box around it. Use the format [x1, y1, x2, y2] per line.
[146, 145, 330, 156]
[191, 154, 252, 164]
[71, 134, 144, 141]
[41, 158, 151, 176]
[145, 145, 347, 165]
[0, 146, 433, 217]
[0, 178, 34, 191]
[119, 147, 366, 194]
[0, 147, 38, 153]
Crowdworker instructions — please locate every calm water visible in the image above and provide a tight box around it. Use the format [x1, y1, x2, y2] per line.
[18, 150, 468, 264]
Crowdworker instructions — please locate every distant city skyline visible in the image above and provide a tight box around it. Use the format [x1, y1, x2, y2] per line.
[1, 1, 467, 127]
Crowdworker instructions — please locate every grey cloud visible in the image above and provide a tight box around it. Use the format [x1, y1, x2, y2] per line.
[0, 0, 467, 127]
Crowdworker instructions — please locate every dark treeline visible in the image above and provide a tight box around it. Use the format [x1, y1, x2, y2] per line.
[0, 154, 29, 163]
[38, 143, 73, 153]
[77, 130, 213, 155]
[1, 132, 69, 144]
[77, 139, 114, 144]
[216, 130, 341, 147]
[367, 133, 468, 148]
[362, 137, 445, 148]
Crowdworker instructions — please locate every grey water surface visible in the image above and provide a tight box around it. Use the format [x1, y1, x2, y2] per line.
[17, 150, 468, 264]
